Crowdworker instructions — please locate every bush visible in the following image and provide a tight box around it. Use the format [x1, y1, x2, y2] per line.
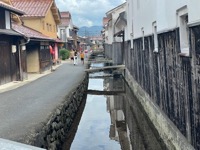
[59, 49, 70, 60]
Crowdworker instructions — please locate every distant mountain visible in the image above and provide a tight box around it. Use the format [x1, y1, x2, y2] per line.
[78, 26, 103, 37]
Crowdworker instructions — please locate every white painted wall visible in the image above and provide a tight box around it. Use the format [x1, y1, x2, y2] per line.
[105, 3, 126, 44]
[156, 0, 188, 33]
[107, 21, 113, 44]
[125, 0, 133, 41]
[125, 0, 200, 39]
[5, 11, 10, 29]
[66, 19, 74, 38]
[188, 0, 200, 25]
[132, 0, 156, 39]
[57, 18, 74, 43]
[113, 4, 126, 42]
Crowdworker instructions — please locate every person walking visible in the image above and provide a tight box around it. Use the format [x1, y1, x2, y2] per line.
[73, 50, 78, 65]
[70, 50, 74, 63]
[80, 51, 84, 64]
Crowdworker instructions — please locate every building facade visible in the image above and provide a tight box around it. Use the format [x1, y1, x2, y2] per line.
[11, 0, 61, 72]
[0, 1, 25, 85]
[58, 11, 79, 50]
[104, 0, 200, 149]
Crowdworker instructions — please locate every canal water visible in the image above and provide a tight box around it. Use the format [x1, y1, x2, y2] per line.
[66, 63, 167, 150]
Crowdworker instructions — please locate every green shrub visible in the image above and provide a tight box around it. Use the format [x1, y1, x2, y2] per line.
[59, 49, 70, 60]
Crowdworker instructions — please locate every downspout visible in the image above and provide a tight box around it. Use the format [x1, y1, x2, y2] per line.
[18, 37, 30, 81]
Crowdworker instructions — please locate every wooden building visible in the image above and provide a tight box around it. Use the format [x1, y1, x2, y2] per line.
[12, 23, 54, 74]
[0, 1, 25, 85]
[11, 0, 61, 67]
[104, 0, 200, 149]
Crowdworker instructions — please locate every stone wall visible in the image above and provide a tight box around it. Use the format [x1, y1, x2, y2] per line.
[33, 74, 88, 150]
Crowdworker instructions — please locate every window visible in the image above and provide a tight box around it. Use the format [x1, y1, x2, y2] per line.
[46, 23, 49, 31]
[40, 46, 45, 50]
[5, 11, 10, 29]
[152, 22, 158, 52]
[177, 6, 189, 56]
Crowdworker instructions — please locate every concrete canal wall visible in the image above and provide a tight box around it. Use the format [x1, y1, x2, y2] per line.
[122, 26, 200, 149]
[124, 69, 194, 150]
[104, 26, 200, 149]
[33, 74, 88, 150]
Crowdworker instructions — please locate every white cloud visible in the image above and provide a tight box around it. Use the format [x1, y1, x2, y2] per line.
[55, 0, 125, 27]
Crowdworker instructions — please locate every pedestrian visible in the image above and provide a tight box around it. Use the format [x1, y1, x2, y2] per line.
[73, 50, 78, 65]
[80, 51, 84, 64]
[70, 50, 74, 62]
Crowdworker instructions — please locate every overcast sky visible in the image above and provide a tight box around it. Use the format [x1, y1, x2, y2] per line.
[55, 0, 125, 27]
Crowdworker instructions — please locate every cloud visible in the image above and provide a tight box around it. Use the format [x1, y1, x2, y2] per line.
[55, 0, 125, 27]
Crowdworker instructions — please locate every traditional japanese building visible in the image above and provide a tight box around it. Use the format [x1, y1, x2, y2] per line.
[11, 0, 62, 71]
[0, 1, 25, 85]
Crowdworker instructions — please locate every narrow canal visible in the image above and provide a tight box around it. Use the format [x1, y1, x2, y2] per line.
[63, 63, 167, 150]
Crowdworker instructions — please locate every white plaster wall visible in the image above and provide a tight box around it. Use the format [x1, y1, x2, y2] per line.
[67, 19, 74, 37]
[113, 4, 126, 42]
[125, 0, 200, 40]
[156, 0, 188, 33]
[132, 0, 156, 39]
[106, 3, 126, 44]
[5, 11, 10, 29]
[57, 26, 61, 38]
[188, 0, 200, 25]
[125, 0, 133, 41]
[66, 26, 70, 38]
[107, 22, 113, 44]
[126, 0, 200, 39]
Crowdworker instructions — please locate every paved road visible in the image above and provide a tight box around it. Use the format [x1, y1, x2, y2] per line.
[0, 61, 85, 144]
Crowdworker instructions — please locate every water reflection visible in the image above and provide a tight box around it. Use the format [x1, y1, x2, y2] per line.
[105, 77, 166, 150]
[70, 63, 166, 150]
[70, 79, 121, 150]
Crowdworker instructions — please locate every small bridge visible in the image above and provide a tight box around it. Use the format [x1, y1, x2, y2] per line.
[85, 65, 125, 73]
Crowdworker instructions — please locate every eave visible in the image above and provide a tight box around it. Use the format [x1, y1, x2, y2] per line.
[51, 1, 61, 24]
[0, 1, 25, 15]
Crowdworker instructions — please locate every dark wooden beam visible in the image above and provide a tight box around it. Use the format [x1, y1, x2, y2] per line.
[85, 65, 125, 73]
[87, 90, 125, 95]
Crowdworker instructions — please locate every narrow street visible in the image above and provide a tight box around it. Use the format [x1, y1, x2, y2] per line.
[0, 61, 85, 144]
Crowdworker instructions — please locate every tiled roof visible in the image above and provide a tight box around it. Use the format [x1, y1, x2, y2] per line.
[60, 18, 70, 26]
[0, 1, 25, 15]
[0, 29, 22, 36]
[10, 0, 52, 17]
[103, 17, 110, 26]
[12, 23, 53, 40]
[60, 11, 71, 18]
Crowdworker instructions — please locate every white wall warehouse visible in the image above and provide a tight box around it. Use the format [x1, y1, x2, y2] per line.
[126, 0, 200, 39]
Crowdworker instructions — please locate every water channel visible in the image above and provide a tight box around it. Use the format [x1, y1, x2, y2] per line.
[64, 63, 167, 150]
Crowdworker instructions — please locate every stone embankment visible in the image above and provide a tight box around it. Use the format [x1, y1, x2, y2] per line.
[33, 74, 88, 150]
